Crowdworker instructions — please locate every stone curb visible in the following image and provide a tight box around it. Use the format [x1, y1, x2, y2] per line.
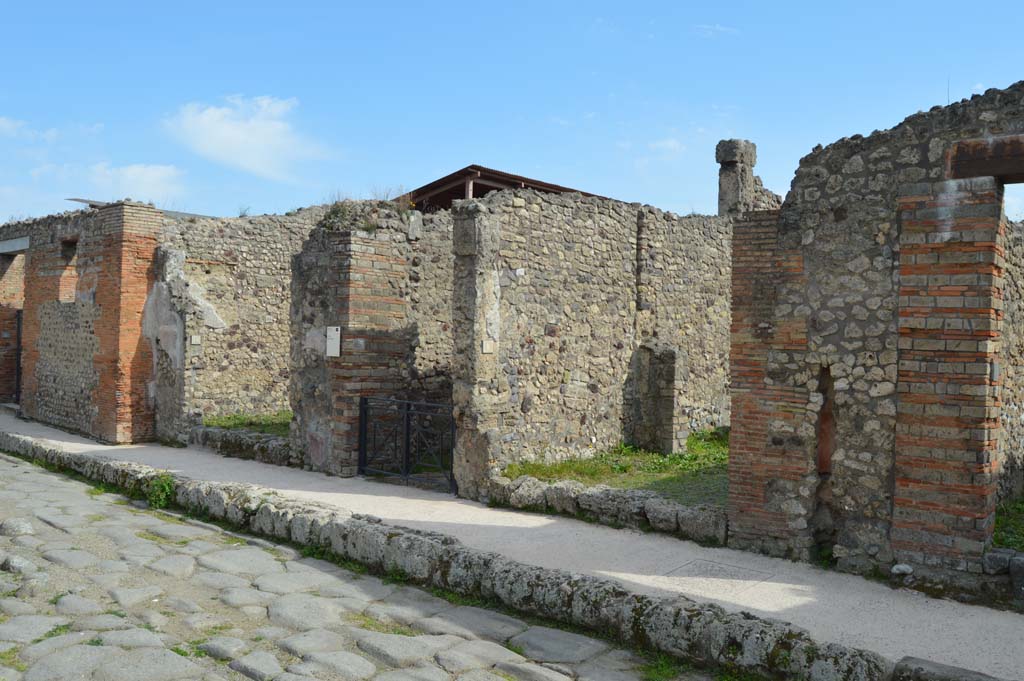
[188, 426, 297, 468]
[487, 475, 728, 546]
[0, 429, 1010, 681]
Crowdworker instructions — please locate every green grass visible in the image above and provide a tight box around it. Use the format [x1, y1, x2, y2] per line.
[0, 647, 26, 671]
[429, 588, 488, 608]
[33, 624, 70, 642]
[203, 410, 293, 438]
[503, 428, 729, 506]
[382, 568, 411, 585]
[994, 497, 1024, 551]
[505, 642, 525, 656]
[639, 653, 690, 681]
[299, 544, 367, 575]
[136, 530, 188, 547]
[346, 613, 416, 636]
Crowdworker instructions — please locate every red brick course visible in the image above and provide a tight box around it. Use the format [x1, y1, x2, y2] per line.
[728, 210, 816, 556]
[19, 203, 160, 444]
[893, 180, 1005, 568]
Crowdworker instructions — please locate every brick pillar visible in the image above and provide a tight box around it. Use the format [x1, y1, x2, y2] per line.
[92, 202, 161, 443]
[328, 230, 411, 476]
[894, 177, 1005, 571]
[451, 202, 507, 498]
[727, 210, 816, 558]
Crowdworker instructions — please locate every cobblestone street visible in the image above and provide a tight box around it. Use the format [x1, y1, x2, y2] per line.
[0, 456, 709, 681]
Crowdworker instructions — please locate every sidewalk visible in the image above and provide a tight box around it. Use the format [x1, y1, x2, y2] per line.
[1, 411, 1021, 679]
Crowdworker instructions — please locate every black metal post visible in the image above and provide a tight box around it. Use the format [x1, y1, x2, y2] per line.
[357, 397, 368, 474]
[448, 406, 457, 494]
[402, 400, 412, 482]
[13, 310, 22, 405]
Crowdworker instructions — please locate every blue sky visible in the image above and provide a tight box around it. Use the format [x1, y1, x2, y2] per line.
[2, 1, 1022, 221]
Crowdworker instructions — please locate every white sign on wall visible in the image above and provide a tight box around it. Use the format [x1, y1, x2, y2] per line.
[325, 326, 342, 357]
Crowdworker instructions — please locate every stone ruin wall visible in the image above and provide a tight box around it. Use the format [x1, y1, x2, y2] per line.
[0, 251, 24, 403]
[636, 207, 732, 439]
[0, 203, 161, 443]
[0, 210, 103, 437]
[1000, 218, 1024, 501]
[451, 190, 731, 496]
[728, 81, 1024, 577]
[717, 139, 782, 217]
[148, 208, 324, 441]
[486, 192, 638, 466]
[289, 202, 454, 474]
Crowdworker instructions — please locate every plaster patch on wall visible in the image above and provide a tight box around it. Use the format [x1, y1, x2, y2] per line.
[187, 282, 226, 329]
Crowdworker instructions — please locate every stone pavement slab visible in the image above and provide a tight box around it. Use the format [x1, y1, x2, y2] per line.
[0, 454, 669, 681]
[509, 627, 609, 664]
[0, 412, 1019, 679]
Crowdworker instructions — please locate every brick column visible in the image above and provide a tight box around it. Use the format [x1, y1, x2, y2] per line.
[328, 230, 411, 476]
[727, 210, 815, 558]
[894, 178, 1005, 571]
[451, 202, 507, 498]
[94, 202, 162, 443]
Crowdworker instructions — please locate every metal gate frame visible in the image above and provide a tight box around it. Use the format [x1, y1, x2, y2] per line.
[357, 396, 456, 493]
[13, 310, 22, 404]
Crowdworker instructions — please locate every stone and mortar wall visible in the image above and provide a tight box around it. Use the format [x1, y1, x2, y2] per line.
[0, 203, 161, 443]
[188, 424, 295, 467]
[716, 139, 782, 217]
[289, 202, 454, 474]
[485, 473, 728, 545]
[636, 208, 732, 440]
[451, 191, 731, 497]
[999, 219, 1024, 502]
[0, 209, 101, 436]
[727, 81, 1024, 578]
[0, 253, 24, 402]
[149, 208, 326, 441]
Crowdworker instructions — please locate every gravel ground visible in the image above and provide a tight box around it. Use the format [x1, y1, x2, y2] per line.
[0, 456, 712, 681]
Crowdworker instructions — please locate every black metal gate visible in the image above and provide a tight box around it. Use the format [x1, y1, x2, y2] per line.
[357, 397, 456, 493]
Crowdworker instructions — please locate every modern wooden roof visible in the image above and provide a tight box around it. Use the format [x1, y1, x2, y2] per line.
[402, 164, 598, 212]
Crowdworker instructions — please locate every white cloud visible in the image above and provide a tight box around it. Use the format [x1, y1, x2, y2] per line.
[0, 117, 25, 137]
[165, 95, 325, 181]
[648, 137, 685, 154]
[0, 117, 56, 142]
[89, 162, 184, 203]
[973, 82, 986, 93]
[694, 24, 738, 38]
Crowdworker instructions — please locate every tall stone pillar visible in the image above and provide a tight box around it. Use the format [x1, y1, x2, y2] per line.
[451, 201, 507, 498]
[717, 139, 759, 217]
